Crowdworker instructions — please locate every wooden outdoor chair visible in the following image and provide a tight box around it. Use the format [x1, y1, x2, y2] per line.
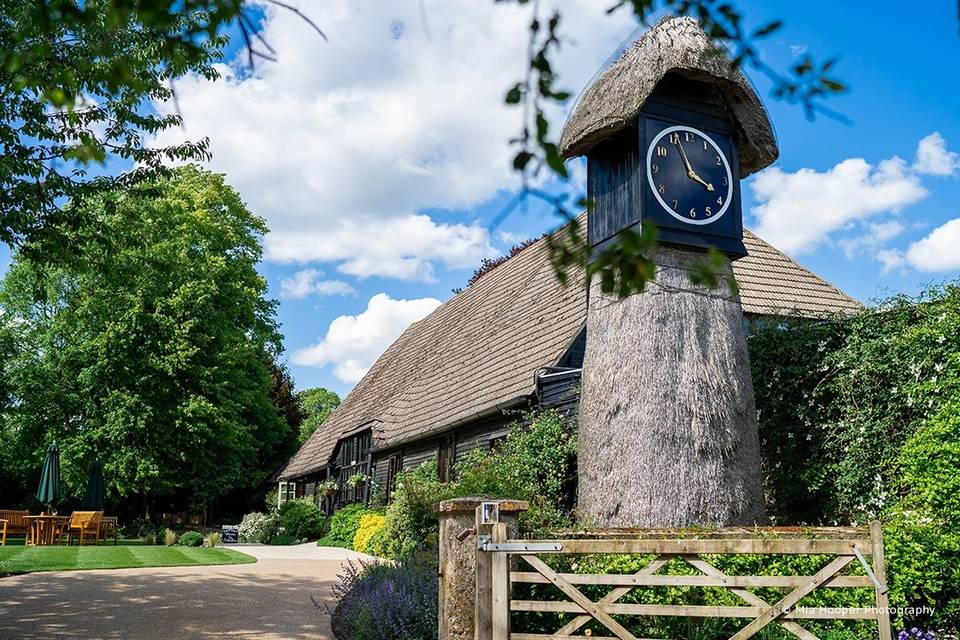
[66, 511, 103, 546]
[100, 516, 119, 546]
[0, 510, 31, 544]
[1, 519, 6, 546]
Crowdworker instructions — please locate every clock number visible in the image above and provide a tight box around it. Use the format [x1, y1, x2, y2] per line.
[668, 132, 680, 144]
[657, 183, 666, 194]
[651, 163, 659, 174]
[717, 196, 723, 206]
[703, 140, 709, 151]
[705, 206, 712, 216]
[722, 176, 728, 186]
[685, 131, 695, 142]
[689, 208, 697, 218]
[716, 155, 722, 165]
[671, 199, 678, 210]
[656, 146, 668, 157]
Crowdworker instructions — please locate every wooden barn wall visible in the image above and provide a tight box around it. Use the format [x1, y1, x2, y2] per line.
[537, 370, 581, 418]
[556, 327, 586, 369]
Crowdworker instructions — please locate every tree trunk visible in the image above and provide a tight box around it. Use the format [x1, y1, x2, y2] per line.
[578, 245, 764, 527]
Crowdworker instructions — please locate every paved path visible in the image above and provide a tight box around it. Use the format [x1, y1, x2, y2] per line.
[0, 544, 373, 640]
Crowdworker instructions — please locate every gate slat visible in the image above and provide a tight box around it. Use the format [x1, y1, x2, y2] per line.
[520, 554, 637, 640]
[730, 555, 855, 640]
[554, 554, 672, 637]
[682, 555, 819, 640]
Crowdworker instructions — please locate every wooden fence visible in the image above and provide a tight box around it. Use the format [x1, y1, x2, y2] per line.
[475, 511, 891, 640]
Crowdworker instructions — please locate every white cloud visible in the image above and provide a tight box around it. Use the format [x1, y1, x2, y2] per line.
[279, 269, 356, 299]
[913, 132, 959, 176]
[875, 248, 906, 274]
[292, 293, 441, 383]
[149, 0, 635, 280]
[268, 214, 496, 281]
[750, 156, 927, 255]
[837, 220, 905, 259]
[903, 218, 960, 272]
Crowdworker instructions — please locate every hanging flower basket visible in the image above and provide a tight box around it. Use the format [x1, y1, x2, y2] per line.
[318, 479, 338, 496]
[346, 472, 367, 489]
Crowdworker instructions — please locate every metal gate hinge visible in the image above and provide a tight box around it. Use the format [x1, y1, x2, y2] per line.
[478, 538, 563, 553]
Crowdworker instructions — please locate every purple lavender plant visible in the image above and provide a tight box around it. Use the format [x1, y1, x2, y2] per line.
[898, 628, 936, 640]
[315, 556, 438, 640]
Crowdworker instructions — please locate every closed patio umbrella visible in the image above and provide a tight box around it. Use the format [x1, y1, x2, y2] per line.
[36, 442, 62, 513]
[82, 459, 105, 511]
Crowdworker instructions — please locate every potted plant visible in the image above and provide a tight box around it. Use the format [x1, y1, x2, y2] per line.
[318, 478, 338, 497]
[346, 472, 367, 489]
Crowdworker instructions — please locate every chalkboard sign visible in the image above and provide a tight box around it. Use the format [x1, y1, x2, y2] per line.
[221, 525, 239, 544]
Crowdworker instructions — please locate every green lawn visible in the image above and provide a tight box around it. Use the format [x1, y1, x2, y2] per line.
[0, 545, 256, 575]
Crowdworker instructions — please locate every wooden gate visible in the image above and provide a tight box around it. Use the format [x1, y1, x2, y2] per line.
[475, 514, 892, 640]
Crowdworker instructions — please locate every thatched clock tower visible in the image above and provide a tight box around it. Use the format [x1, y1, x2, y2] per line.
[560, 17, 779, 527]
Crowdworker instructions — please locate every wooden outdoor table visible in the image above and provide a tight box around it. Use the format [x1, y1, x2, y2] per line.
[24, 515, 70, 546]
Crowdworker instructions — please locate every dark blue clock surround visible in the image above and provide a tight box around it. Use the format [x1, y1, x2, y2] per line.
[586, 74, 747, 258]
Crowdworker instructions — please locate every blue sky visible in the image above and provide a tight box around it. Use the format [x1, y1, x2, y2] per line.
[8, 1, 960, 398]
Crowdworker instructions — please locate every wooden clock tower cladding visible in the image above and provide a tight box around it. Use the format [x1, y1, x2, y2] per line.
[587, 73, 747, 256]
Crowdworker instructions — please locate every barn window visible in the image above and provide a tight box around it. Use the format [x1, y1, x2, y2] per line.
[386, 453, 403, 501]
[438, 435, 456, 483]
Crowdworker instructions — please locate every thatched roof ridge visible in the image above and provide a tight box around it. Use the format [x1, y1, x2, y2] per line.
[279, 221, 860, 481]
[559, 16, 778, 177]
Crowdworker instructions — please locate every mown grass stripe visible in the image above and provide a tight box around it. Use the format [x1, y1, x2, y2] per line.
[0, 545, 255, 574]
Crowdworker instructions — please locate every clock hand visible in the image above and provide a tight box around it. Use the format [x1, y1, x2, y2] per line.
[674, 139, 694, 173]
[673, 139, 715, 191]
[689, 172, 715, 191]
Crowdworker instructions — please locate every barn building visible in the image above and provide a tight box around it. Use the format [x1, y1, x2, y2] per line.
[277, 223, 861, 512]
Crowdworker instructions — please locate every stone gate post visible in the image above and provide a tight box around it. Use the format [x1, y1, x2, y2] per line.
[435, 497, 528, 640]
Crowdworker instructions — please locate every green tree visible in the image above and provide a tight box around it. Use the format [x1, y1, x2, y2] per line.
[0, 165, 291, 512]
[298, 387, 340, 444]
[0, 0, 225, 252]
[267, 358, 306, 458]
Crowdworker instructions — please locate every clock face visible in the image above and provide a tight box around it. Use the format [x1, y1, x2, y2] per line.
[645, 125, 734, 226]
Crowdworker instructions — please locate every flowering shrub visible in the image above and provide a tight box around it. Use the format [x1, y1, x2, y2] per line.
[898, 629, 937, 640]
[749, 283, 960, 632]
[238, 511, 279, 543]
[321, 557, 437, 640]
[352, 514, 385, 554]
[324, 503, 379, 548]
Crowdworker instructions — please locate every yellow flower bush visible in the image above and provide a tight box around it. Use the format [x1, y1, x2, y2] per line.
[352, 514, 386, 554]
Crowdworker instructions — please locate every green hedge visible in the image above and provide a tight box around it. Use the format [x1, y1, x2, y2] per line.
[279, 498, 328, 541]
[748, 282, 960, 632]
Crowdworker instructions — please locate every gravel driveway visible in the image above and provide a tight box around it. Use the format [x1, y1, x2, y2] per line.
[0, 543, 372, 640]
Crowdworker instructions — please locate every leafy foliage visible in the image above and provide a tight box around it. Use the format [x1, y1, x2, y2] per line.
[238, 511, 279, 544]
[323, 557, 438, 640]
[326, 504, 380, 548]
[884, 400, 960, 630]
[267, 359, 307, 456]
[377, 410, 577, 559]
[0, 0, 224, 252]
[177, 531, 204, 547]
[279, 498, 328, 541]
[748, 283, 960, 630]
[298, 387, 340, 444]
[749, 284, 960, 524]
[0, 166, 291, 511]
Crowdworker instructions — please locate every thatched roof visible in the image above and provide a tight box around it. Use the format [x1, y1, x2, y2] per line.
[559, 16, 778, 177]
[280, 222, 860, 480]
